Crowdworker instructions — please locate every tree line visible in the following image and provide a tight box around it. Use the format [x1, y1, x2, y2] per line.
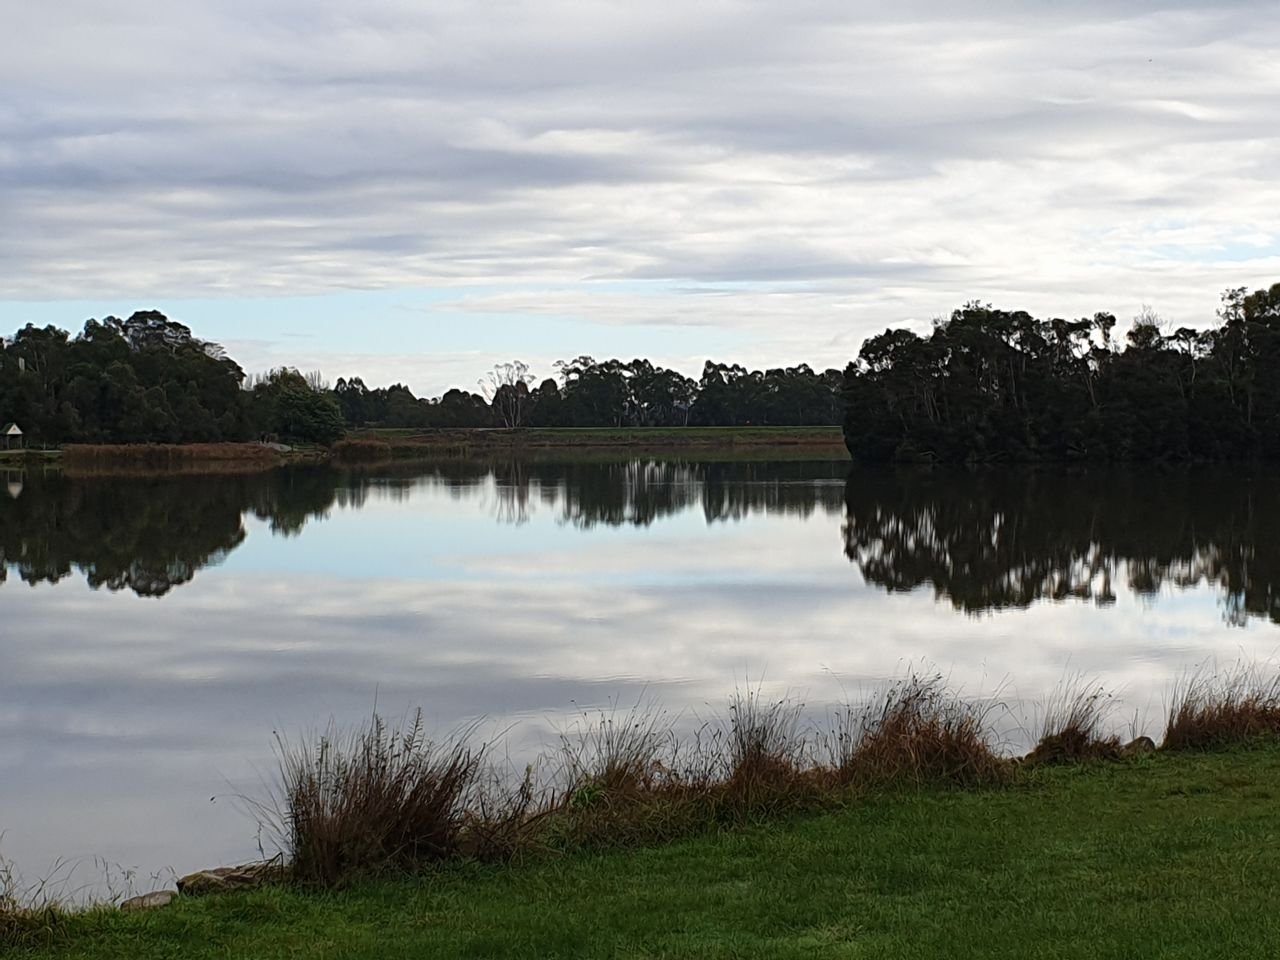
[333, 356, 843, 431]
[0, 312, 346, 445]
[842, 283, 1280, 462]
[4, 280, 1278, 454]
[0, 311, 844, 444]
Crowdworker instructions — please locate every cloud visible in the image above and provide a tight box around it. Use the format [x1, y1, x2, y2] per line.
[2, 1, 1280, 380]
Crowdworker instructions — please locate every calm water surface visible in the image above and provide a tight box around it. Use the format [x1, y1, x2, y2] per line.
[2, 457, 1278, 891]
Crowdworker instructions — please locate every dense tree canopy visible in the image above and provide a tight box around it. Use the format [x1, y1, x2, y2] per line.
[0, 312, 356, 445]
[0, 311, 251, 444]
[6, 284, 1278, 455]
[842, 283, 1280, 462]
[329, 356, 844, 430]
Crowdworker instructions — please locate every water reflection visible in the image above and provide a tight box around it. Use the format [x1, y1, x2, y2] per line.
[0, 460, 848, 596]
[0, 469, 334, 596]
[842, 468, 1280, 626]
[3, 457, 1280, 895]
[490, 459, 847, 528]
[5, 461, 1279, 623]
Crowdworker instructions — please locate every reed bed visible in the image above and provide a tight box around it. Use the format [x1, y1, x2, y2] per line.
[11, 662, 1280, 949]
[264, 678, 1013, 886]
[63, 443, 281, 469]
[330, 438, 393, 462]
[263, 663, 1280, 888]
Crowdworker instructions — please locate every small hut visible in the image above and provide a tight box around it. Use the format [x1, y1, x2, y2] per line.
[1, 423, 22, 451]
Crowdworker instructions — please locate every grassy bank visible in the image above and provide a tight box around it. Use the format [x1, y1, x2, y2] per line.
[11, 745, 1280, 959]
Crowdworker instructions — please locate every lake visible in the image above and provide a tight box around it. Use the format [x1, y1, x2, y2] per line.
[2, 456, 1278, 894]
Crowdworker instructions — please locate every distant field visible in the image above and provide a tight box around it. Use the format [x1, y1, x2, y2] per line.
[358, 425, 847, 449]
[14, 746, 1280, 959]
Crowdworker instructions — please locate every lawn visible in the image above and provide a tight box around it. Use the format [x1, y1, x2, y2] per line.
[15, 746, 1280, 959]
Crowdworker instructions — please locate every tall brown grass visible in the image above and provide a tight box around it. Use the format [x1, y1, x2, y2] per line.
[1025, 678, 1122, 765]
[722, 687, 816, 807]
[266, 712, 484, 887]
[842, 675, 1011, 787]
[330, 438, 393, 463]
[558, 702, 671, 797]
[261, 680, 1019, 886]
[63, 443, 280, 470]
[244, 663, 1280, 889]
[1164, 664, 1280, 751]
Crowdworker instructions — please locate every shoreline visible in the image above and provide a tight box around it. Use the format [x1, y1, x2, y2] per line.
[0, 429, 849, 475]
[339, 426, 848, 460]
[8, 743, 1280, 958]
[7, 664, 1280, 951]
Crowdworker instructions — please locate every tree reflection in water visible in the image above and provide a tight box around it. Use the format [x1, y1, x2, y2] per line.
[0, 466, 341, 596]
[4, 460, 1276, 625]
[842, 467, 1280, 626]
[0, 459, 850, 598]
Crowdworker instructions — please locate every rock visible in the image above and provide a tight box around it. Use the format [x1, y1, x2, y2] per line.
[120, 890, 177, 911]
[1121, 736, 1157, 758]
[177, 861, 287, 897]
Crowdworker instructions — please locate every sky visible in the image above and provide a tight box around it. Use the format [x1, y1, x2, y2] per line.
[3, 0, 1279, 395]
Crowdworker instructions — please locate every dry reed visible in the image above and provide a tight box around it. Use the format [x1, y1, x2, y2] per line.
[267, 712, 484, 887]
[1025, 678, 1122, 765]
[240, 663, 1280, 889]
[1163, 664, 1280, 751]
[63, 443, 280, 469]
[844, 675, 1011, 787]
[330, 439, 393, 463]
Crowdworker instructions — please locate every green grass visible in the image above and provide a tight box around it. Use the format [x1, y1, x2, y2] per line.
[16, 746, 1280, 959]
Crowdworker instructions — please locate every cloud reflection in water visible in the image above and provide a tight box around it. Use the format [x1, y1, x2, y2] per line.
[1, 459, 1278, 892]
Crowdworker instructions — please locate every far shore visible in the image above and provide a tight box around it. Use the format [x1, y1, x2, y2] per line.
[352, 424, 847, 450]
[0, 428, 850, 474]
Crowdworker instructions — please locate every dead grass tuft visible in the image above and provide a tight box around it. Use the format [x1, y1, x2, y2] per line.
[268, 712, 484, 887]
[724, 686, 814, 802]
[1025, 679, 1122, 765]
[1164, 664, 1280, 751]
[845, 675, 1010, 787]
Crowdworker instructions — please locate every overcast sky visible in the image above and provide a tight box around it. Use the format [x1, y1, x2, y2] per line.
[3, 1, 1279, 394]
